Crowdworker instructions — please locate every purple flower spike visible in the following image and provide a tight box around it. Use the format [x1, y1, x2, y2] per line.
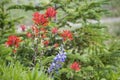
[48, 45, 67, 73]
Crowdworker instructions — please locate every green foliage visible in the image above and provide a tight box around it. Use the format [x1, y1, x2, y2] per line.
[106, 0, 120, 17]
[0, 62, 53, 80]
[57, 38, 120, 80]
[0, 0, 120, 80]
[0, 44, 13, 63]
[0, 0, 23, 44]
[8, 0, 107, 27]
[0, 62, 26, 80]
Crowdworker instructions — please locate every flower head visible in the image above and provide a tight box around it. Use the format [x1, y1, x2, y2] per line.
[51, 27, 58, 34]
[43, 40, 49, 46]
[26, 32, 32, 38]
[46, 7, 57, 18]
[5, 35, 21, 48]
[40, 28, 47, 33]
[48, 45, 67, 73]
[32, 12, 48, 26]
[70, 62, 80, 71]
[53, 52, 66, 63]
[61, 30, 73, 41]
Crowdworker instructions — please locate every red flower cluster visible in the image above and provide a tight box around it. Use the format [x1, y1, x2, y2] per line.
[32, 12, 48, 26]
[26, 32, 32, 38]
[61, 30, 73, 41]
[70, 62, 80, 72]
[32, 7, 56, 26]
[40, 28, 47, 33]
[43, 40, 49, 46]
[27, 7, 73, 48]
[45, 7, 56, 18]
[51, 27, 58, 34]
[5, 35, 21, 49]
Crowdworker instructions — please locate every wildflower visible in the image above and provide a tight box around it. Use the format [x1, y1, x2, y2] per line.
[32, 12, 48, 26]
[5, 35, 21, 48]
[43, 40, 49, 46]
[51, 27, 58, 34]
[26, 32, 32, 38]
[41, 34, 47, 38]
[70, 62, 80, 71]
[31, 26, 39, 36]
[46, 7, 57, 18]
[48, 45, 67, 73]
[20, 25, 26, 31]
[54, 43, 59, 48]
[40, 28, 47, 33]
[31, 25, 38, 31]
[53, 52, 66, 62]
[61, 30, 73, 41]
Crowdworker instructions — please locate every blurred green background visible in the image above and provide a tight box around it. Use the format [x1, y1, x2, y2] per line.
[106, 0, 120, 37]
[9, 0, 120, 37]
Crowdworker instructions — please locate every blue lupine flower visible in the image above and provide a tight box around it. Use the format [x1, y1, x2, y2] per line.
[48, 45, 67, 73]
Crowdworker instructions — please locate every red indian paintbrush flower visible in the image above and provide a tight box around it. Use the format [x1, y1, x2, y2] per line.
[53, 43, 59, 48]
[31, 26, 39, 36]
[26, 32, 32, 38]
[46, 7, 57, 18]
[43, 40, 49, 46]
[40, 28, 47, 33]
[5, 35, 21, 48]
[70, 62, 80, 72]
[20, 25, 26, 31]
[31, 25, 38, 31]
[32, 12, 48, 26]
[61, 30, 73, 41]
[51, 27, 58, 34]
